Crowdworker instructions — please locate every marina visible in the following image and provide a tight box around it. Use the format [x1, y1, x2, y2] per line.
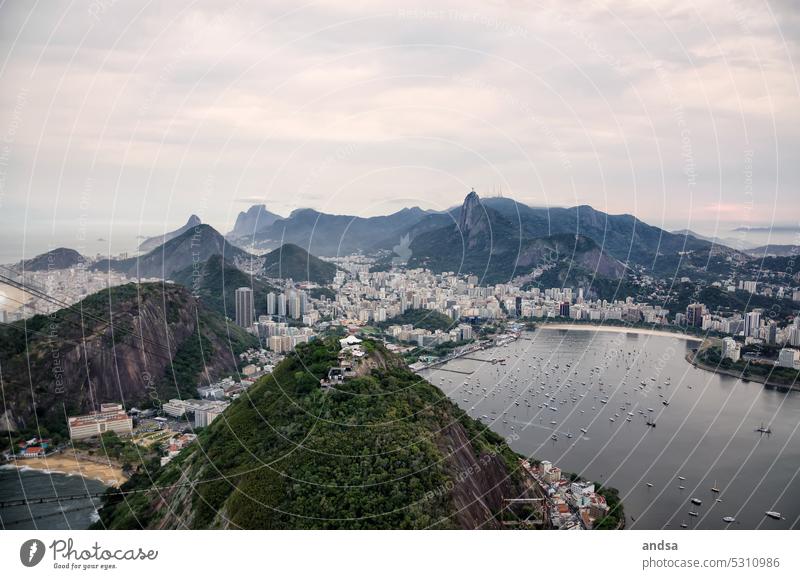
[420, 327, 800, 530]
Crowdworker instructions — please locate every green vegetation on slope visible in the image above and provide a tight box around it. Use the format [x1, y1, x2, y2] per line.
[95, 338, 525, 529]
[172, 254, 278, 319]
[665, 284, 799, 318]
[378, 308, 455, 332]
[262, 243, 337, 283]
[695, 342, 800, 387]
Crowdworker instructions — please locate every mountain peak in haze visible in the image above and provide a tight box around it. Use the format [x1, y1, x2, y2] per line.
[138, 214, 202, 253]
[458, 190, 486, 235]
[229, 204, 282, 239]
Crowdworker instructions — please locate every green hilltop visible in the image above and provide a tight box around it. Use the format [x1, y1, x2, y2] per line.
[94, 338, 532, 529]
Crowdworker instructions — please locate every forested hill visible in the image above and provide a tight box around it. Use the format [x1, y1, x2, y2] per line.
[379, 308, 455, 332]
[172, 254, 278, 319]
[95, 338, 533, 529]
[0, 283, 257, 439]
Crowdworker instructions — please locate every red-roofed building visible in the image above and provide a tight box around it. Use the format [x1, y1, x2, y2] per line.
[21, 446, 45, 458]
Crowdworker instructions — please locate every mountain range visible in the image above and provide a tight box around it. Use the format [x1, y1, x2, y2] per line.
[95, 224, 254, 279]
[224, 192, 750, 283]
[228, 206, 434, 256]
[14, 191, 787, 287]
[408, 191, 627, 283]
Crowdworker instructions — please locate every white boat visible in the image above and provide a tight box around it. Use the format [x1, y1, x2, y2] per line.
[688, 511, 699, 517]
[723, 516, 736, 523]
[765, 511, 782, 520]
[646, 483, 653, 488]
[691, 498, 702, 505]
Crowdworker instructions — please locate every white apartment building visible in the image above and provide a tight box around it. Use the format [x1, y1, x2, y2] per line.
[68, 403, 133, 440]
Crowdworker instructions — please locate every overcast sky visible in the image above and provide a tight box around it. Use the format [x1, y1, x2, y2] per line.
[0, 0, 798, 259]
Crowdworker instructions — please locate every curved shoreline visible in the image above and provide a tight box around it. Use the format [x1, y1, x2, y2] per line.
[536, 323, 703, 343]
[685, 350, 799, 392]
[1, 450, 127, 487]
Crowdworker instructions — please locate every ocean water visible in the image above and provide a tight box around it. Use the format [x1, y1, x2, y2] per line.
[421, 329, 800, 530]
[0, 467, 107, 530]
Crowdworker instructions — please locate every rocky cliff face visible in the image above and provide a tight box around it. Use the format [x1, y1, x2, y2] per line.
[0, 283, 256, 434]
[458, 190, 491, 244]
[228, 205, 282, 239]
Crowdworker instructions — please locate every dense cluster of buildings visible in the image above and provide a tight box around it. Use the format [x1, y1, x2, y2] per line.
[162, 398, 230, 427]
[688, 303, 800, 368]
[12, 437, 52, 458]
[522, 459, 611, 530]
[0, 262, 145, 323]
[160, 432, 197, 466]
[385, 322, 473, 347]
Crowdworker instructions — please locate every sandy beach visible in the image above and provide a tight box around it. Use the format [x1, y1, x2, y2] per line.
[538, 323, 703, 343]
[6, 450, 127, 487]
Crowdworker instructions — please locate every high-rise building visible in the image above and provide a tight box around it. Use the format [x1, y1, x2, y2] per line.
[235, 287, 254, 328]
[559, 301, 570, 318]
[744, 311, 761, 338]
[515, 296, 523, 317]
[266, 292, 276, 316]
[288, 293, 302, 319]
[277, 293, 287, 317]
[767, 321, 778, 345]
[686, 303, 704, 328]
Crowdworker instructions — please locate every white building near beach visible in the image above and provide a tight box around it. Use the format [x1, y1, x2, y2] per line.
[68, 403, 133, 440]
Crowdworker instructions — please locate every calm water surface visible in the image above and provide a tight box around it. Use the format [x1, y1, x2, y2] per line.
[422, 328, 800, 530]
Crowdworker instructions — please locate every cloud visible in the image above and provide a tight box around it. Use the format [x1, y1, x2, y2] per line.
[0, 0, 797, 258]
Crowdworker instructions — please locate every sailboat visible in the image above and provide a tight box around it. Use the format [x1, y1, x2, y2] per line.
[711, 481, 720, 493]
[756, 422, 772, 434]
